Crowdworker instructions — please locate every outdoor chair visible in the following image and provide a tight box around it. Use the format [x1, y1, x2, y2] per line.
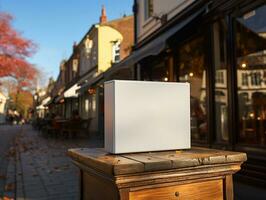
[60, 118, 92, 139]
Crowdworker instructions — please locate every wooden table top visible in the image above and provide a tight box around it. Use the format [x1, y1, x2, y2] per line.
[68, 147, 246, 176]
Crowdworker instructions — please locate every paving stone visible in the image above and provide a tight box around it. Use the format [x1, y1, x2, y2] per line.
[13, 125, 103, 199]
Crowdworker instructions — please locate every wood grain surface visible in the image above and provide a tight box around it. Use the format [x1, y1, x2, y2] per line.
[129, 179, 223, 200]
[68, 147, 246, 200]
[68, 147, 247, 175]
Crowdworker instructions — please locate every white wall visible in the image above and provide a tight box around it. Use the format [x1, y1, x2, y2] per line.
[98, 25, 123, 73]
[0, 93, 7, 123]
[136, 0, 195, 42]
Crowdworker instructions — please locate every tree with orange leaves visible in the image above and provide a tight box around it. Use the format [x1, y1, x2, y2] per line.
[0, 12, 37, 88]
[9, 89, 33, 118]
[0, 12, 38, 118]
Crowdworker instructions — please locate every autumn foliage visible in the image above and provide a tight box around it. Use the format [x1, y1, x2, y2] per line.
[0, 12, 37, 87]
[9, 90, 33, 116]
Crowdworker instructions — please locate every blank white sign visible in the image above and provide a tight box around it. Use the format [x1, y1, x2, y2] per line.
[104, 80, 191, 154]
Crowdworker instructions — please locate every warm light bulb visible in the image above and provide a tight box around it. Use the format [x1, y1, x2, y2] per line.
[189, 72, 194, 77]
[241, 63, 247, 68]
[164, 77, 168, 82]
[249, 113, 254, 118]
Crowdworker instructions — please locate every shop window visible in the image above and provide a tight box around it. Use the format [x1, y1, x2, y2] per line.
[73, 59, 78, 71]
[216, 71, 225, 84]
[241, 73, 249, 86]
[151, 59, 168, 82]
[85, 99, 89, 113]
[85, 37, 93, 55]
[88, 94, 97, 118]
[177, 36, 208, 142]
[250, 72, 262, 86]
[112, 42, 120, 63]
[213, 19, 229, 143]
[92, 95, 96, 112]
[236, 4, 266, 145]
[141, 64, 152, 81]
[144, 0, 154, 21]
[79, 95, 89, 119]
[140, 58, 168, 81]
[73, 99, 79, 111]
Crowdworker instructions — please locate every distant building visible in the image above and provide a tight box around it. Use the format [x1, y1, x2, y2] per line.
[0, 92, 7, 123]
[34, 77, 55, 118]
[43, 6, 134, 137]
[76, 7, 134, 134]
[45, 6, 134, 135]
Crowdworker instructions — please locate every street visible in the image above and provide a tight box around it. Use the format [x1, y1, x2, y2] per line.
[0, 125, 103, 200]
[0, 125, 18, 198]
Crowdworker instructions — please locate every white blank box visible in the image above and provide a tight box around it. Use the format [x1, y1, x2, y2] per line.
[104, 80, 190, 154]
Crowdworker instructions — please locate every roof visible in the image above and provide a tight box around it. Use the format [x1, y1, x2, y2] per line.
[68, 15, 134, 60]
[101, 15, 133, 26]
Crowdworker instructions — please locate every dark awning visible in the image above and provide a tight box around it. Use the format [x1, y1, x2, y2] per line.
[54, 94, 64, 103]
[44, 96, 54, 107]
[105, 5, 207, 77]
[77, 74, 104, 94]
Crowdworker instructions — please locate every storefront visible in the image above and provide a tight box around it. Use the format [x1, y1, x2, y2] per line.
[77, 75, 104, 135]
[108, 0, 266, 184]
[63, 84, 80, 119]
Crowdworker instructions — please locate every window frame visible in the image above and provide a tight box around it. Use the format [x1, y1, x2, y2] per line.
[112, 41, 121, 63]
[144, 0, 154, 21]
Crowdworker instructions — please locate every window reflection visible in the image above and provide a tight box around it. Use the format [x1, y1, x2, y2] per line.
[177, 36, 207, 141]
[213, 20, 229, 142]
[141, 58, 168, 82]
[151, 60, 168, 82]
[236, 5, 266, 145]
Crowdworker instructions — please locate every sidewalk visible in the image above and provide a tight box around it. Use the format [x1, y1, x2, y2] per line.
[0, 125, 19, 200]
[3, 125, 266, 200]
[9, 125, 103, 200]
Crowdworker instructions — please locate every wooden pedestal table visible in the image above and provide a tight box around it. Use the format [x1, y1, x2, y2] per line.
[68, 147, 246, 200]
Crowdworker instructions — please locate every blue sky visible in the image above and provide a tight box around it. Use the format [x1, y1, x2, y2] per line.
[0, 0, 133, 83]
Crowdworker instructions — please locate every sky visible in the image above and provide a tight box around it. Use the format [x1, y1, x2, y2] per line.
[0, 0, 133, 84]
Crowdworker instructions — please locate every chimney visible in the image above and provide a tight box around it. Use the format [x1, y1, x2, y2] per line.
[73, 41, 77, 52]
[99, 5, 107, 24]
